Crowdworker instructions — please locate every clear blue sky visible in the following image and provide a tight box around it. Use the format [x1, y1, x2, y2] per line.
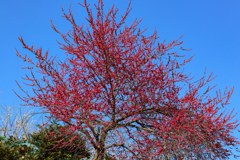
[0, 0, 240, 159]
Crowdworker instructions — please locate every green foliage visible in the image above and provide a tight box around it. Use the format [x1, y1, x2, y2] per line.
[0, 135, 36, 160]
[0, 121, 92, 160]
[0, 133, 117, 160]
[28, 120, 91, 160]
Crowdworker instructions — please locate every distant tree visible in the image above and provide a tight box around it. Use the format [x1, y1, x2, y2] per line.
[0, 92, 42, 159]
[0, 104, 38, 141]
[28, 119, 91, 159]
[14, 0, 240, 159]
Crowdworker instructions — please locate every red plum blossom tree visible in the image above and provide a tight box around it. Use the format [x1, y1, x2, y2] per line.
[14, 0, 240, 159]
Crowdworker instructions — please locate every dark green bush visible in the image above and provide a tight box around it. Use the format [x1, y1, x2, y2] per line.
[28, 120, 91, 160]
[0, 135, 37, 160]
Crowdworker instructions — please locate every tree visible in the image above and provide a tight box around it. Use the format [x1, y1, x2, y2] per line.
[0, 104, 40, 141]
[14, 0, 240, 159]
[28, 119, 91, 159]
[0, 93, 42, 159]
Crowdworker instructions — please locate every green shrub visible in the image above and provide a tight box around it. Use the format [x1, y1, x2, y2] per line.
[28, 120, 91, 160]
[0, 135, 37, 160]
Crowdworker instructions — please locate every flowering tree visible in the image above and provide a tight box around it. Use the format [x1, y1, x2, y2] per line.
[14, 0, 240, 159]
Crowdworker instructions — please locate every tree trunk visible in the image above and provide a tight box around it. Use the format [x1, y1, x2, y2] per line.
[92, 149, 105, 160]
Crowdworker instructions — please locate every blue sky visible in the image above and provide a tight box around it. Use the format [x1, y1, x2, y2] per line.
[0, 0, 240, 159]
